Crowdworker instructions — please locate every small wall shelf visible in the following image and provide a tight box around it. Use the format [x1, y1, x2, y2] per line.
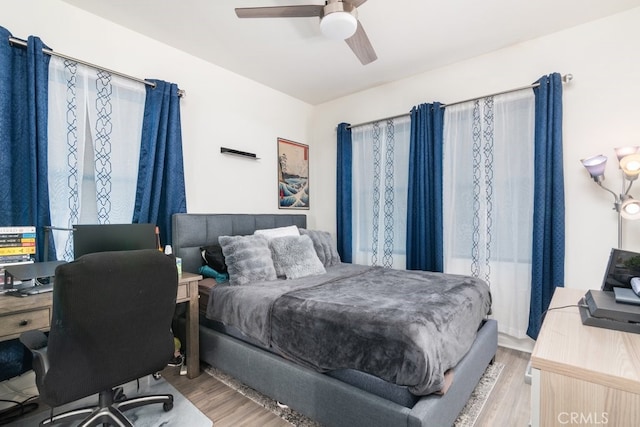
[220, 147, 259, 160]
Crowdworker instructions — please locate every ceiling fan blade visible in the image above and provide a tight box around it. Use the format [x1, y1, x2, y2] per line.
[346, 0, 368, 7]
[345, 21, 377, 65]
[235, 6, 324, 19]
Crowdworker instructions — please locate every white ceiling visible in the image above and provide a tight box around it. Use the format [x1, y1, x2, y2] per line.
[61, 0, 640, 105]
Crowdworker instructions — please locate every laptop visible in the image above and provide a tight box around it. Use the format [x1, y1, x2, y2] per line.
[3, 260, 67, 296]
[578, 248, 640, 332]
[600, 248, 640, 292]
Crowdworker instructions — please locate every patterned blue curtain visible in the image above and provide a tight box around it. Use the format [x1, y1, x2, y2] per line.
[336, 122, 353, 263]
[133, 80, 186, 248]
[0, 27, 52, 262]
[527, 73, 565, 339]
[407, 103, 444, 271]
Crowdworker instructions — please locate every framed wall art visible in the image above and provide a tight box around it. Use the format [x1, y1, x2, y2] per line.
[278, 138, 309, 209]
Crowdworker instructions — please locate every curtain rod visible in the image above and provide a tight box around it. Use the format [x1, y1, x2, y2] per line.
[347, 73, 573, 129]
[8, 36, 185, 97]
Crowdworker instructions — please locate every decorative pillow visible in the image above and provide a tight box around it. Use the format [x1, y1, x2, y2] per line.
[269, 235, 326, 280]
[200, 244, 227, 273]
[198, 265, 229, 283]
[299, 229, 341, 267]
[218, 234, 277, 286]
[254, 225, 300, 240]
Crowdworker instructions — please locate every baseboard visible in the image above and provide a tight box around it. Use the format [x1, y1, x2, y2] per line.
[497, 333, 534, 354]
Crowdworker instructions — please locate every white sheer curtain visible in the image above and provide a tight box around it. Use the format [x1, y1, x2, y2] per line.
[47, 56, 146, 260]
[351, 117, 410, 269]
[443, 90, 535, 339]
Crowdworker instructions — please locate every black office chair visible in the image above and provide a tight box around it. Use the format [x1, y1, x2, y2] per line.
[20, 249, 178, 426]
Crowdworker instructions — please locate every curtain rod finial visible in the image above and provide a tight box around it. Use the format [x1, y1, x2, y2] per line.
[562, 74, 573, 83]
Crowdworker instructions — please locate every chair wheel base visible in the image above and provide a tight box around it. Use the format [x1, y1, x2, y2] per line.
[40, 389, 174, 427]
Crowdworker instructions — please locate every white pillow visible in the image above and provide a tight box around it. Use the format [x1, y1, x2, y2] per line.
[254, 225, 300, 240]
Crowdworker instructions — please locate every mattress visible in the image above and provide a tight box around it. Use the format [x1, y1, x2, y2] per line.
[197, 276, 421, 407]
[199, 263, 491, 403]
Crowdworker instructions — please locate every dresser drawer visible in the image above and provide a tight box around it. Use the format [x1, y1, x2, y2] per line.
[0, 308, 51, 340]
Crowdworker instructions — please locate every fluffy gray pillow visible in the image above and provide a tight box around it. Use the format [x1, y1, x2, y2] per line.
[218, 234, 277, 286]
[299, 229, 341, 267]
[270, 235, 326, 279]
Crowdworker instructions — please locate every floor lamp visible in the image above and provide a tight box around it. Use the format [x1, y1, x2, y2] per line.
[581, 147, 640, 248]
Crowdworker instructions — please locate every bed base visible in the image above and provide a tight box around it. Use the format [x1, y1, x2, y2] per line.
[198, 319, 497, 427]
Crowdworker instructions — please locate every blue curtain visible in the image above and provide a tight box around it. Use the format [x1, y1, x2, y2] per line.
[407, 103, 444, 271]
[527, 73, 565, 339]
[0, 26, 52, 381]
[133, 80, 186, 248]
[0, 27, 53, 262]
[336, 123, 353, 263]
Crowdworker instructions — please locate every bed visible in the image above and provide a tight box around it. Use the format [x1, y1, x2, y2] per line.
[172, 213, 497, 427]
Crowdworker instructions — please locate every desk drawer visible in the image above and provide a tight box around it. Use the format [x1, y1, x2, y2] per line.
[0, 308, 51, 340]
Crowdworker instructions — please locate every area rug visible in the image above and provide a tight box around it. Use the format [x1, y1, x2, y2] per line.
[454, 362, 504, 427]
[205, 362, 504, 427]
[10, 373, 212, 427]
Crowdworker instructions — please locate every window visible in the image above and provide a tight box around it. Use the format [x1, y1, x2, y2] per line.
[351, 117, 410, 269]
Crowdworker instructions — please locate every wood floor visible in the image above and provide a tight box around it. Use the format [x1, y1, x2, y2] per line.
[163, 345, 532, 427]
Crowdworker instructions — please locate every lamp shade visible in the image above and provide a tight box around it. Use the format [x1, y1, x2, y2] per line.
[615, 146, 640, 161]
[581, 155, 607, 179]
[619, 153, 640, 180]
[621, 198, 640, 220]
[320, 11, 358, 40]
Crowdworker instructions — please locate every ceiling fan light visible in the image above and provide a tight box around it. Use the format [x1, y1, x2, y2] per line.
[320, 11, 357, 40]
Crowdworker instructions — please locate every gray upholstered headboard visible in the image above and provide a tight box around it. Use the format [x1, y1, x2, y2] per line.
[171, 213, 307, 274]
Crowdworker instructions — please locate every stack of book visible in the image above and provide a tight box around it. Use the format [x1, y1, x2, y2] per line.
[0, 226, 36, 289]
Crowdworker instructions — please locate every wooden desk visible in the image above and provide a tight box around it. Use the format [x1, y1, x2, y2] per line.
[0, 272, 202, 379]
[175, 272, 202, 378]
[530, 287, 640, 426]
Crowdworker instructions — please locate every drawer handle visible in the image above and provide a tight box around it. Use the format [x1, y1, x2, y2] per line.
[18, 320, 29, 327]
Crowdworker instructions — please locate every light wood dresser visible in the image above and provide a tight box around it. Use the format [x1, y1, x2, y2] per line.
[530, 287, 640, 426]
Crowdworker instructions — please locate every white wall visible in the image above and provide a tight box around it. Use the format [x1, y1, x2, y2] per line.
[3, 0, 314, 226]
[5, 2, 640, 292]
[312, 7, 640, 293]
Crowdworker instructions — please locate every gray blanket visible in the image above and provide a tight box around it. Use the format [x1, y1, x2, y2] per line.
[207, 263, 491, 395]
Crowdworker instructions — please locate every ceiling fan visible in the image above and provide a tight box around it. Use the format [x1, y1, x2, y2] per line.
[235, 0, 377, 65]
